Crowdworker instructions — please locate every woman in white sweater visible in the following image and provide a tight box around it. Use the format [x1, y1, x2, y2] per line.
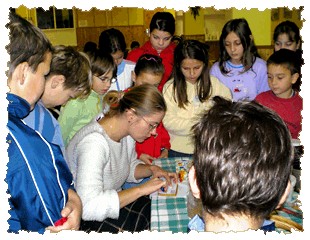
[162, 40, 232, 157]
[66, 84, 176, 233]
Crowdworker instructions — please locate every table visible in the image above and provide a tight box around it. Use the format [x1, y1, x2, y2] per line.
[150, 157, 191, 233]
[150, 157, 303, 233]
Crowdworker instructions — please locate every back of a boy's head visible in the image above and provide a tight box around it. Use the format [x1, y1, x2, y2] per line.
[6, 11, 52, 78]
[192, 96, 293, 220]
[134, 54, 164, 76]
[48, 45, 92, 98]
[267, 48, 301, 75]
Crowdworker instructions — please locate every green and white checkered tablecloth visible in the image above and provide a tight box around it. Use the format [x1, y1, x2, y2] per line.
[151, 197, 190, 233]
[150, 157, 191, 233]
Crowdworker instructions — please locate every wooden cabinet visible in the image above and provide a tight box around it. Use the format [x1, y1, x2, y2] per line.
[75, 8, 164, 51]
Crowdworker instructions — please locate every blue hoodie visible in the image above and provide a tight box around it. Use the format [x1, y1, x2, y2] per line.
[6, 93, 74, 233]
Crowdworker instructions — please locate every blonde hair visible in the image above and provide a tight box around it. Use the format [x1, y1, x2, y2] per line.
[103, 84, 166, 118]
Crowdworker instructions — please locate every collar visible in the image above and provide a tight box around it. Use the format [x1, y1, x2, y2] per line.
[7, 93, 31, 119]
[226, 61, 243, 69]
[117, 60, 125, 75]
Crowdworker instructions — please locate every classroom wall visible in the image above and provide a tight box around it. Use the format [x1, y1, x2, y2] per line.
[14, 6, 302, 49]
[232, 8, 272, 46]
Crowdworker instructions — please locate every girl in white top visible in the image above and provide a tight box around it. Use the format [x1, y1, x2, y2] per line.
[162, 40, 232, 157]
[66, 84, 177, 233]
[98, 28, 135, 91]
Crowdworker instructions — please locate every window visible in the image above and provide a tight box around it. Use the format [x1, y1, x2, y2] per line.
[36, 7, 74, 29]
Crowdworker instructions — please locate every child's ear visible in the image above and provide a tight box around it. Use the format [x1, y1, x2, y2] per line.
[276, 179, 291, 209]
[291, 73, 299, 84]
[51, 75, 65, 89]
[16, 62, 29, 85]
[188, 166, 201, 199]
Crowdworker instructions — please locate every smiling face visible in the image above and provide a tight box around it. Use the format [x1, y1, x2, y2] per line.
[149, 29, 172, 54]
[180, 58, 204, 84]
[224, 32, 244, 64]
[267, 63, 298, 99]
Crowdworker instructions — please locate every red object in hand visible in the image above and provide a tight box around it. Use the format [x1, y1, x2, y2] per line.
[54, 217, 68, 226]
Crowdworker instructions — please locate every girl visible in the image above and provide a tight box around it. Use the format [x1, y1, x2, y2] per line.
[65, 84, 177, 233]
[131, 53, 165, 88]
[132, 54, 170, 164]
[58, 51, 117, 146]
[127, 11, 176, 92]
[162, 40, 232, 157]
[273, 20, 301, 52]
[210, 18, 269, 102]
[99, 28, 135, 91]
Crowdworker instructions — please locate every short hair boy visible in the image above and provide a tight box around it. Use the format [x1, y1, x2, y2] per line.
[188, 96, 293, 232]
[6, 12, 82, 233]
[255, 48, 302, 140]
[23, 45, 92, 154]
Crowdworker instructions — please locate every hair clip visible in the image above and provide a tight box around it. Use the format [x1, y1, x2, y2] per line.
[140, 56, 160, 62]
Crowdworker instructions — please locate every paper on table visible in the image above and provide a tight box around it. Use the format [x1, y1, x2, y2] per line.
[150, 181, 189, 199]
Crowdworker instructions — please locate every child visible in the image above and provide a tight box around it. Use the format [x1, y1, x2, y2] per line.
[6, 12, 82, 233]
[23, 45, 92, 154]
[255, 48, 302, 140]
[127, 12, 176, 92]
[58, 51, 117, 147]
[210, 18, 269, 102]
[273, 20, 302, 52]
[83, 41, 98, 55]
[98, 28, 135, 91]
[273, 20, 303, 91]
[132, 54, 170, 164]
[162, 40, 232, 157]
[188, 96, 293, 232]
[131, 53, 165, 88]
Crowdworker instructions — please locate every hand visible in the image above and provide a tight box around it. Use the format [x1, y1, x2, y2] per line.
[159, 148, 168, 158]
[45, 189, 82, 232]
[139, 153, 154, 165]
[140, 177, 167, 195]
[149, 165, 178, 187]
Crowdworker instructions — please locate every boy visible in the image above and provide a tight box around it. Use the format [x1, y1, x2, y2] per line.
[6, 12, 82, 233]
[188, 96, 293, 232]
[23, 45, 92, 154]
[255, 48, 302, 140]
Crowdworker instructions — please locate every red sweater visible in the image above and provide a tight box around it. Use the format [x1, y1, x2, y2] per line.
[135, 122, 171, 159]
[255, 90, 302, 139]
[126, 41, 176, 92]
